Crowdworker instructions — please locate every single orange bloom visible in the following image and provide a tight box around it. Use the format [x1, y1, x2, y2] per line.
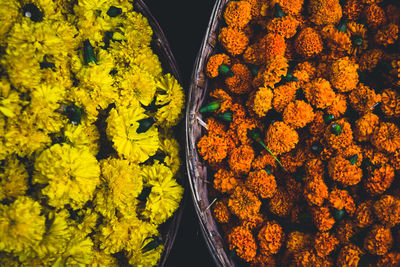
[271, 0, 304, 15]
[241, 212, 265, 230]
[373, 194, 400, 228]
[292, 61, 317, 84]
[197, 134, 229, 164]
[292, 249, 328, 267]
[375, 23, 399, 47]
[245, 169, 277, 199]
[349, 83, 381, 114]
[265, 121, 298, 155]
[225, 63, 253, 94]
[343, 0, 364, 20]
[336, 244, 363, 267]
[243, 33, 286, 65]
[308, 110, 326, 137]
[280, 146, 307, 173]
[324, 119, 354, 152]
[228, 186, 261, 220]
[381, 88, 400, 118]
[228, 144, 255, 175]
[336, 219, 357, 244]
[358, 48, 384, 72]
[272, 81, 298, 113]
[303, 78, 336, 109]
[247, 86, 273, 117]
[354, 200, 375, 228]
[309, 0, 342, 26]
[294, 27, 324, 58]
[364, 224, 393, 255]
[209, 88, 233, 113]
[354, 112, 380, 142]
[268, 187, 293, 217]
[228, 225, 257, 262]
[286, 231, 313, 253]
[258, 221, 285, 255]
[213, 168, 239, 194]
[329, 57, 359, 92]
[321, 25, 352, 56]
[328, 189, 355, 215]
[252, 55, 288, 88]
[347, 22, 368, 55]
[312, 206, 335, 232]
[371, 122, 400, 154]
[218, 27, 249, 56]
[327, 93, 348, 119]
[213, 199, 231, 223]
[252, 150, 277, 171]
[364, 4, 386, 28]
[305, 158, 326, 181]
[364, 164, 395, 196]
[205, 53, 231, 78]
[266, 15, 299, 38]
[283, 100, 315, 129]
[223, 1, 252, 29]
[314, 232, 339, 257]
[304, 177, 329, 207]
[376, 252, 400, 267]
[328, 155, 362, 186]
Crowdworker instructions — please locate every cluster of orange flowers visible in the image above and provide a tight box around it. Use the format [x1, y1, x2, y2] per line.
[197, 0, 400, 266]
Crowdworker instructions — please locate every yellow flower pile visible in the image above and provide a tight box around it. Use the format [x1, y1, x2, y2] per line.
[0, 0, 185, 266]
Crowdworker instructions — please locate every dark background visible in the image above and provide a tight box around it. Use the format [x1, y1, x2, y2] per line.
[144, 1, 217, 266]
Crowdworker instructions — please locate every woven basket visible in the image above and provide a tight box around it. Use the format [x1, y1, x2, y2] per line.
[133, 1, 185, 266]
[185, 0, 235, 266]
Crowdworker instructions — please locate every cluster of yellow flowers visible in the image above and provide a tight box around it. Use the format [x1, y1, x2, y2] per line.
[0, 0, 184, 266]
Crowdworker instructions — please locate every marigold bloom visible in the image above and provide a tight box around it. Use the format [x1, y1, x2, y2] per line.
[328, 155, 362, 186]
[268, 187, 293, 217]
[328, 189, 355, 215]
[336, 219, 357, 244]
[294, 28, 324, 58]
[228, 186, 261, 220]
[245, 169, 277, 199]
[213, 199, 231, 224]
[248, 86, 273, 117]
[354, 200, 375, 228]
[304, 178, 329, 207]
[241, 212, 266, 230]
[265, 121, 298, 155]
[314, 232, 339, 257]
[373, 195, 400, 227]
[252, 150, 277, 170]
[308, 111, 326, 137]
[308, 0, 343, 26]
[244, 33, 286, 65]
[337, 244, 363, 267]
[293, 61, 317, 84]
[325, 119, 354, 151]
[364, 4, 386, 28]
[223, 1, 252, 29]
[364, 164, 395, 196]
[349, 83, 381, 114]
[329, 57, 359, 92]
[321, 25, 352, 57]
[312, 206, 335, 232]
[267, 16, 299, 38]
[213, 168, 239, 194]
[228, 226, 257, 262]
[358, 48, 384, 72]
[258, 221, 285, 255]
[364, 225, 393, 255]
[225, 63, 253, 94]
[381, 88, 400, 118]
[292, 249, 328, 267]
[305, 158, 326, 180]
[197, 133, 229, 165]
[271, 0, 304, 15]
[327, 93, 348, 119]
[280, 147, 307, 173]
[0, 156, 28, 201]
[272, 82, 298, 113]
[354, 112, 380, 142]
[343, 0, 364, 20]
[205, 53, 231, 78]
[286, 231, 312, 253]
[218, 27, 249, 56]
[371, 122, 400, 154]
[303, 78, 336, 109]
[283, 100, 315, 129]
[375, 23, 399, 47]
[209, 89, 233, 112]
[228, 145, 255, 175]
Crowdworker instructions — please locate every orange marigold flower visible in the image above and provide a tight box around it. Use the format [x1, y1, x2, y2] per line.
[364, 164, 395, 196]
[364, 4, 386, 28]
[381, 88, 400, 118]
[258, 221, 285, 255]
[244, 0, 267, 19]
[303, 78, 336, 109]
[314, 232, 339, 257]
[218, 27, 249, 56]
[354, 112, 380, 142]
[309, 111, 326, 137]
[337, 244, 363, 267]
[285, 177, 303, 202]
[358, 48, 384, 72]
[228, 186, 261, 220]
[327, 93, 348, 119]
[304, 178, 329, 207]
[209, 88, 233, 113]
[213, 199, 231, 223]
[241, 212, 266, 230]
[243, 33, 286, 65]
[232, 119, 258, 146]
[213, 168, 239, 194]
[268, 187, 293, 217]
[312, 206, 335, 232]
[336, 219, 358, 244]
[223, 1, 252, 29]
[286, 231, 313, 253]
[280, 146, 307, 173]
[343, 0, 364, 20]
[228, 145, 255, 175]
[373, 194, 400, 227]
[265, 121, 299, 155]
[375, 23, 399, 47]
[321, 25, 352, 56]
[305, 158, 326, 180]
[363, 145, 391, 166]
[197, 134, 229, 164]
[225, 63, 253, 94]
[348, 83, 381, 114]
[272, 82, 298, 113]
[328, 189, 356, 215]
[228, 225, 257, 262]
[371, 122, 400, 154]
[271, 0, 304, 15]
[252, 150, 277, 170]
[329, 57, 359, 92]
[308, 0, 343, 26]
[347, 22, 368, 55]
[205, 53, 231, 78]
[245, 169, 277, 199]
[266, 15, 299, 38]
[252, 55, 288, 88]
[391, 150, 400, 171]
[354, 200, 375, 228]
[339, 143, 364, 167]
[293, 61, 317, 84]
[376, 252, 400, 267]
[292, 249, 328, 267]
[328, 155, 362, 186]
[294, 27, 324, 58]
[364, 224, 393, 255]
[325, 119, 354, 151]
[247, 86, 273, 117]
[283, 100, 315, 129]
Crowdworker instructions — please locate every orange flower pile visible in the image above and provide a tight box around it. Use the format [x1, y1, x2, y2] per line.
[197, 0, 400, 265]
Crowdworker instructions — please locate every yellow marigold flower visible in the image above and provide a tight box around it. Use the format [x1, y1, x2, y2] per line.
[373, 195, 400, 228]
[381, 88, 400, 118]
[140, 163, 183, 225]
[364, 225, 393, 255]
[294, 27, 324, 58]
[89, 250, 118, 267]
[153, 74, 185, 128]
[33, 143, 100, 209]
[245, 169, 277, 199]
[0, 77, 23, 118]
[0, 196, 45, 256]
[64, 119, 100, 156]
[286, 231, 312, 253]
[54, 234, 94, 266]
[354, 112, 380, 142]
[371, 122, 400, 154]
[283, 100, 315, 129]
[329, 57, 359, 92]
[106, 102, 160, 163]
[223, 1, 252, 29]
[157, 133, 181, 176]
[0, 0, 19, 44]
[228, 186, 261, 220]
[308, 0, 342, 26]
[253, 55, 288, 88]
[218, 27, 249, 56]
[337, 244, 363, 267]
[303, 78, 336, 109]
[265, 121, 298, 155]
[228, 226, 257, 262]
[129, 46, 163, 78]
[0, 156, 28, 201]
[248, 86, 273, 117]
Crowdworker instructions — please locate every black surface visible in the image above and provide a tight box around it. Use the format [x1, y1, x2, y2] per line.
[143, 1, 217, 267]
